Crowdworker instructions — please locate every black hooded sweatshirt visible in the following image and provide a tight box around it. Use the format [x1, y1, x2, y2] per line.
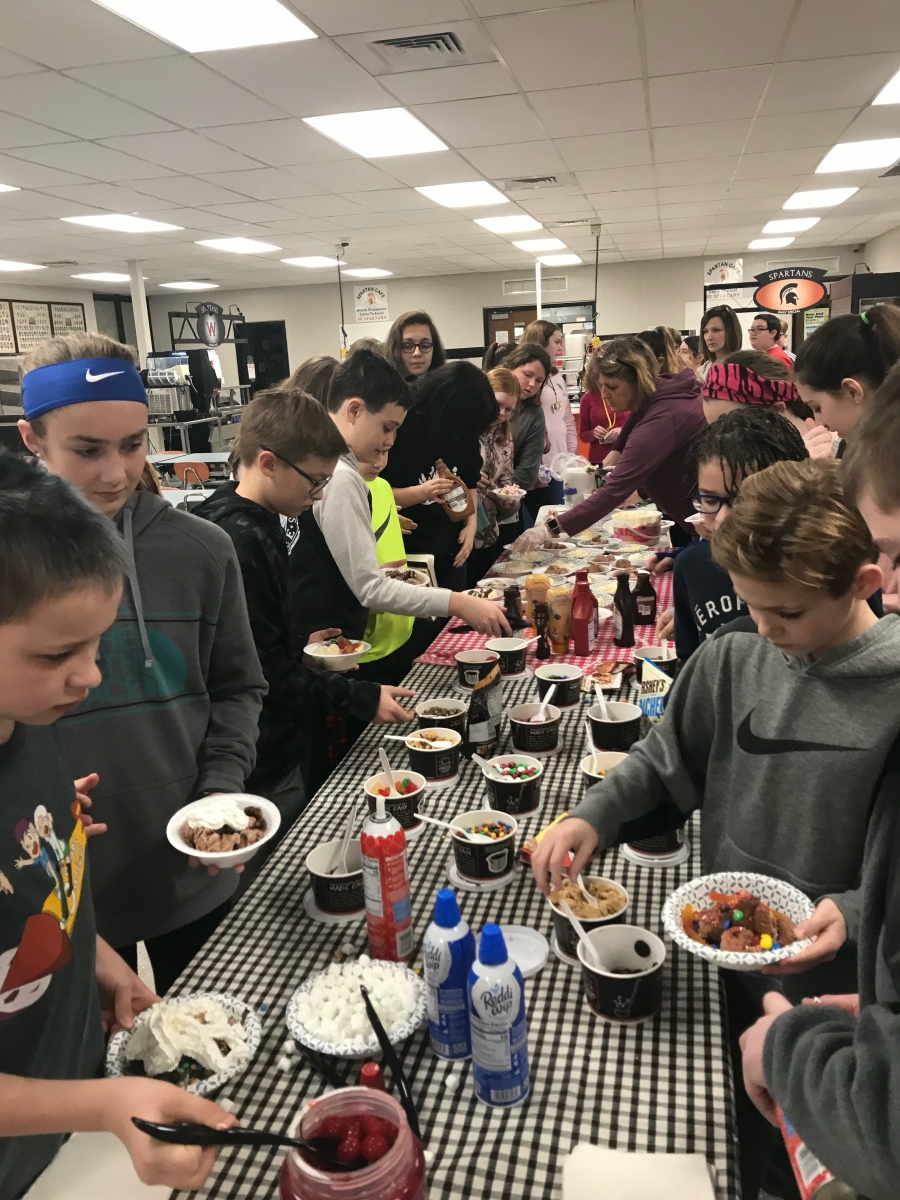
[195, 483, 380, 789]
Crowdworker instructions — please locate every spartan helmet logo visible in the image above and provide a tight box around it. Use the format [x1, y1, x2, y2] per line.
[779, 283, 800, 306]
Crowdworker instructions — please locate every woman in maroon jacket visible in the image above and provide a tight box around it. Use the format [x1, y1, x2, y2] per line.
[513, 337, 706, 548]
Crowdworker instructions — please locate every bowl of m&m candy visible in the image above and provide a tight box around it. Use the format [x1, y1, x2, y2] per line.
[481, 755, 543, 815]
[449, 808, 518, 881]
[363, 770, 426, 832]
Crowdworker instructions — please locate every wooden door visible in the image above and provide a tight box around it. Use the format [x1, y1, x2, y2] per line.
[485, 306, 537, 348]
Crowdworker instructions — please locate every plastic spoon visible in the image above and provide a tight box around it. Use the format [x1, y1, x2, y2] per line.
[377, 747, 396, 795]
[332, 801, 356, 875]
[531, 683, 557, 724]
[561, 898, 601, 968]
[471, 752, 505, 779]
[576, 874, 596, 906]
[416, 814, 493, 844]
[130, 1118, 357, 1172]
[383, 734, 454, 750]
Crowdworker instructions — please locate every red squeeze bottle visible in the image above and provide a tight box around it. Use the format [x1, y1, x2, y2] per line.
[572, 569, 599, 656]
[360, 796, 414, 962]
[360, 1062, 387, 1091]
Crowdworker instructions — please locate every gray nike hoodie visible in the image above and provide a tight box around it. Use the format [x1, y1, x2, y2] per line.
[55, 490, 266, 947]
[574, 616, 900, 935]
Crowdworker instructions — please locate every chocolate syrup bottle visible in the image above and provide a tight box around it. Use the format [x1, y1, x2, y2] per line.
[613, 571, 635, 648]
[533, 601, 551, 660]
[633, 569, 657, 626]
[503, 584, 527, 631]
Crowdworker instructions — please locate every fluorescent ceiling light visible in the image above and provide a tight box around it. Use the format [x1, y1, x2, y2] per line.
[196, 237, 280, 254]
[343, 268, 392, 278]
[90, 0, 316, 53]
[160, 281, 219, 290]
[475, 214, 543, 234]
[816, 138, 900, 173]
[63, 213, 182, 233]
[873, 67, 900, 105]
[783, 188, 858, 209]
[416, 182, 508, 208]
[513, 238, 566, 252]
[0, 183, 19, 193]
[72, 271, 131, 282]
[762, 217, 820, 234]
[303, 108, 445, 159]
[748, 237, 795, 249]
[539, 253, 583, 266]
[0, 260, 45, 272]
[282, 256, 346, 268]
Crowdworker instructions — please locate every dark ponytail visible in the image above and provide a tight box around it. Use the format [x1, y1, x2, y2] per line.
[793, 305, 900, 394]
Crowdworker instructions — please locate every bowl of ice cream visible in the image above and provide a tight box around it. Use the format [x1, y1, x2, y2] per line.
[106, 992, 260, 1096]
[166, 793, 281, 869]
[304, 635, 371, 672]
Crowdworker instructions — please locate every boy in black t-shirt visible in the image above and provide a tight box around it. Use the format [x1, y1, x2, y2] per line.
[0, 454, 234, 1199]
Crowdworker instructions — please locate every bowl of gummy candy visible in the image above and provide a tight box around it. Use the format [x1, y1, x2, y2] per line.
[363, 769, 427, 831]
[662, 872, 815, 972]
[286, 957, 427, 1058]
[304, 635, 371, 672]
[480, 755, 543, 816]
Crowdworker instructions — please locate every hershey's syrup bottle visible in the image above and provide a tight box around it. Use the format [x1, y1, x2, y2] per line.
[613, 571, 635, 648]
[633, 569, 657, 626]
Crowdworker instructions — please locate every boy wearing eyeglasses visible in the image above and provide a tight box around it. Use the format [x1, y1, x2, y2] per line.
[195, 386, 416, 838]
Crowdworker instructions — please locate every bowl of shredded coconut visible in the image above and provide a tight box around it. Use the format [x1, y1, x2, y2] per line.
[106, 992, 260, 1096]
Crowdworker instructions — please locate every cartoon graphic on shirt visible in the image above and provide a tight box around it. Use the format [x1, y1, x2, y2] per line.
[0, 805, 87, 1021]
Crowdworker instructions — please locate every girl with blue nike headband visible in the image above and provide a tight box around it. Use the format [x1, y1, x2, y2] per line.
[18, 333, 265, 995]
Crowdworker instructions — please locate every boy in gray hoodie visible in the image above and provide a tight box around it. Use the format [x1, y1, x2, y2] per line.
[531, 458, 900, 1199]
[18, 334, 265, 995]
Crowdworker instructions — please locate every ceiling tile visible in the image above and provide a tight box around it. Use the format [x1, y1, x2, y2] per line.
[527, 79, 646, 139]
[289, 160, 408, 193]
[374, 151, 482, 187]
[202, 199, 311, 223]
[577, 165, 657, 192]
[839, 106, 900, 142]
[782, 0, 900, 59]
[0, 190, 100, 219]
[100, 131, 267, 174]
[761, 54, 899, 114]
[603, 219, 660, 234]
[650, 67, 770, 126]
[718, 195, 788, 214]
[1, 0, 174, 68]
[383, 63, 516, 106]
[66, 57, 287, 128]
[0, 112, 76, 149]
[0, 48, 44, 76]
[8, 141, 177, 182]
[586, 187, 656, 210]
[733, 147, 827, 179]
[590, 204, 659, 223]
[642, 0, 791, 75]
[725, 176, 806, 198]
[129, 175, 252, 207]
[464, 140, 568, 178]
[291, 0, 467, 35]
[660, 216, 716, 230]
[744, 108, 859, 153]
[557, 130, 652, 173]
[0, 72, 175, 139]
[657, 182, 729, 203]
[200, 168, 330, 201]
[655, 157, 738, 186]
[412, 94, 545, 147]
[273, 194, 372, 218]
[485, 2, 641, 88]
[659, 201, 721, 218]
[520, 194, 596, 215]
[201, 119, 350, 167]
[34, 183, 174, 212]
[0, 152, 88, 189]
[198, 40, 392, 119]
[654, 119, 751, 162]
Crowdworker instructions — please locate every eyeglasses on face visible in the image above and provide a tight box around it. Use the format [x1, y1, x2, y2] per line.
[691, 492, 736, 515]
[260, 446, 332, 495]
[400, 339, 433, 354]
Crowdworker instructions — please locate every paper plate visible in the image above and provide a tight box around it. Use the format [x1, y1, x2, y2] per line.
[661, 871, 815, 972]
[501, 924, 549, 979]
[105, 992, 260, 1096]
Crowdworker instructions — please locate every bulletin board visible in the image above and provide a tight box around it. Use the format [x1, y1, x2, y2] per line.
[0, 299, 86, 354]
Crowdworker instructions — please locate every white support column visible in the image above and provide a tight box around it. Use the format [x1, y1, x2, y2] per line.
[127, 259, 152, 366]
[535, 259, 542, 319]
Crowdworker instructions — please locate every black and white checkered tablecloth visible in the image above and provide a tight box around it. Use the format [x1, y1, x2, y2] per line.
[171, 664, 739, 1200]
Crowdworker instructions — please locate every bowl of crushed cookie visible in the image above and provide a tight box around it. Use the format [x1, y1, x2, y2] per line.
[166, 793, 281, 869]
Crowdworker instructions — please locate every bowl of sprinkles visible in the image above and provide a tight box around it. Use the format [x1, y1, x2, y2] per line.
[480, 755, 543, 815]
[449, 808, 517, 881]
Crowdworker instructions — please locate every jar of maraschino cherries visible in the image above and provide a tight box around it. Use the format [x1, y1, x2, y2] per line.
[279, 1087, 427, 1200]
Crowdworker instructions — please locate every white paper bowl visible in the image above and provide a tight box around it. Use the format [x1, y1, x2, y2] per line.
[166, 794, 281, 869]
[304, 639, 371, 671]
[286, 963, 427, 1059]
[662, 871, 815, 972]
[380, 566, 430, 587]
[105, 992, 260, 1096]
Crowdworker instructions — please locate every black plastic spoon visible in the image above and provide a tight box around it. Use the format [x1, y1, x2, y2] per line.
[131, 1118, 361, 1171]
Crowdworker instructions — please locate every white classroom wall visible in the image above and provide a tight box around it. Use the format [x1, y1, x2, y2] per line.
[147, 243, 865, 379]
[862, 226, 900, 273]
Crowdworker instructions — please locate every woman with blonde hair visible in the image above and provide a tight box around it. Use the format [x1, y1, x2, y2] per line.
[16, 331, 265, 995]
[513, 335, 705, 549]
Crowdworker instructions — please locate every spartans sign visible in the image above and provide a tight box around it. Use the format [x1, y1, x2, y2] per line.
[752, 267, 828, 314]
[195, 302, 225, 347]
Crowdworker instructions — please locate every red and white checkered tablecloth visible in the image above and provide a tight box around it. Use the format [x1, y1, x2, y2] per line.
[415, 571, 674, 669]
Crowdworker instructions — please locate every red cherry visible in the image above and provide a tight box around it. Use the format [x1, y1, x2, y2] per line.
[341, 1119, 362, 1142]
[361, 1133, 390, 1163]
[318, 1115, 344, 1139]
[337, 1136, 362, 1164]
[361, 1115, 388, 1138]
[384, 1121, 398, 1145]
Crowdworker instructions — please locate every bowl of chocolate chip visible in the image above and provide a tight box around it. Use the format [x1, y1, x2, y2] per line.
[166, 794, 281, 869]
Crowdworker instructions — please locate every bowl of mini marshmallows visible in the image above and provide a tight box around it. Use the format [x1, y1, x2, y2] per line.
[286, 958, 426, 1058]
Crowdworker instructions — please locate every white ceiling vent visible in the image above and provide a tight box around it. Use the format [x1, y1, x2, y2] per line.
[503, 276, 568, 295]
[41, 259, 78, 267]
[338, 22, 496, 75]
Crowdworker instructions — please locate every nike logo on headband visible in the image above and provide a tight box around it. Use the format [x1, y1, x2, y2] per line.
[85, 368, 125, 382]
[737, 710, 866, 755]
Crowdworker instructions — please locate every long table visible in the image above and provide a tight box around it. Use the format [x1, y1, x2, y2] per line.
[171, 664, 737, 1200]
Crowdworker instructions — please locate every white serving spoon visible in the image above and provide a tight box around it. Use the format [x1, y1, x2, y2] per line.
[531, 683, 557, 724]
[561, 898, 601, 968]
[471, 752, 505, 779]
[383, 734, 455, 750]
[595, 695, 610, 720]
[377, 747, 396, 795]
[576, 874, 596, 906]
[331, 802, 357, 875]
[416, 814, 493, 844]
